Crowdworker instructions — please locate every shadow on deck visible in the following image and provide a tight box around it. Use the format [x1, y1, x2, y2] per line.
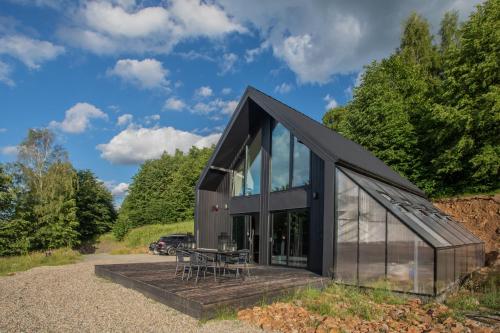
[95, 262, 328, 319]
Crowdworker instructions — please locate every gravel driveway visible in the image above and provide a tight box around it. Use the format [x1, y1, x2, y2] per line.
[0, 254, 262, 333]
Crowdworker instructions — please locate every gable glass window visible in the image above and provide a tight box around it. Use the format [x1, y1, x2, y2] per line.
[233, 156, 245, 196]
[232, 130, 262, 196]
[292, 137, 310, 187]
[245, 129, 262, 195]
[270, 122, 310, 192]
[270, 123, 291, 191]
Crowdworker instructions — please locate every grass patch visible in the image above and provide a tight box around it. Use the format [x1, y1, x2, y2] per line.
[0, 248, 81, 276]
[445, 266, 500, 316]
[96, 221, 194, 255]
[283, 282, 406, 321]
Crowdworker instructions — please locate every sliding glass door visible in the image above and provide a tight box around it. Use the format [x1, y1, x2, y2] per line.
[232, 214, 259, 263]
[271, 209, 309, 268]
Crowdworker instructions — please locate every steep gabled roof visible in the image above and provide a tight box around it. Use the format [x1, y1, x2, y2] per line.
[197, 86, 424, 196]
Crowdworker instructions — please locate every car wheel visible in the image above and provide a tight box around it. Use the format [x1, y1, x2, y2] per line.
[167, 247, 176, 256]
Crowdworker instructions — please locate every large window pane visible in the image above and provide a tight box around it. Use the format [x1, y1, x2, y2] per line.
[289, 210, 309, 268]
[358, 189, 386, 286]
[271, 212, 288, 265]
[271, 123, 290, 191]
[232, 156, 245, 196]
[245, 131, 262, 195]
[232, 216, 247, 250]
[292, 137, 310, 187]
[336, 170, 359, 284]
[387, 213, 434, 294]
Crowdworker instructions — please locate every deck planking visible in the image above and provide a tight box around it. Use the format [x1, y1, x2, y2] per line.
[95, 262, 327, 319]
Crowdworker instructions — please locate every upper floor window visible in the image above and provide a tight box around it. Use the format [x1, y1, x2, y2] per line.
[270, 122, 310, 192]
[270, 123, 291, 191]
[232, 130, 262, 197]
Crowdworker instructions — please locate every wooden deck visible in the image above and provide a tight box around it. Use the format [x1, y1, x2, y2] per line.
[95, 262, 328, 319]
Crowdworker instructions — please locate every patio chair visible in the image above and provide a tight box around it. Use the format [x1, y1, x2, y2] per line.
[187, 252, 207, 284]
[201, 253, 218, 282]
[174, 249, 191, 280]
[224, 250, 251, 279]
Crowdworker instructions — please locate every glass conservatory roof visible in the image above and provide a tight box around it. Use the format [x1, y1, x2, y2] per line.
[339, 167, 484, 249]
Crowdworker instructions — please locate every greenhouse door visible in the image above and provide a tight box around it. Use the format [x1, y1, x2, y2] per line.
[270, 209, 309, 268]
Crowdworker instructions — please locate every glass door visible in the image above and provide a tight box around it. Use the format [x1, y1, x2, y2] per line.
[271, 212, 288, 265]
[271, 209, 309, 267]
[288, 210, 309, 268]
[232, 214, 260, 263]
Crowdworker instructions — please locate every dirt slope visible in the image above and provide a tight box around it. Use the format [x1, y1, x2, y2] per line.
[434, 194, 500, 252]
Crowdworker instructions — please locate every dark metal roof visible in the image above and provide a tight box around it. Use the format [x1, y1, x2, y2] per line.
[198, 86, 423, 195]
[339, 166, 484, 249]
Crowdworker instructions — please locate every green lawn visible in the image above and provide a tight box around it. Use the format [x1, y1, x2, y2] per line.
[96, 221, 194, 254]
[0, 248, 81, 276]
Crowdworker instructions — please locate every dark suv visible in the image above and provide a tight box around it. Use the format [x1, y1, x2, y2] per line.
[149, 234, 195, 255]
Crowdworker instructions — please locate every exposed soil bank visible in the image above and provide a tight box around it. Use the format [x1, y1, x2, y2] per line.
[434, 194, 500, 253]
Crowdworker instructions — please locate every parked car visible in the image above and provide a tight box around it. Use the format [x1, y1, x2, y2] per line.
[149, 233, 195, 255]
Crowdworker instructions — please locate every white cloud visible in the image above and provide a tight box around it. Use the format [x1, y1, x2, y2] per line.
[144, 114, 160, 124]
[274, 82, 292, 94]
[59, 0, 245, 55]
[164, 97, 186, 111]
[219, 0, 482, 83]
[97, 126, 220, 164]
[221, 87, 231, 95]
[0, 60, 15, 87]
[1, 145, 18, 155]
[0, 128, 6, 133]
[107, 58, 168, 89]
[0, 35, 64, 69]
[117, 113, 133, 126]
[50, 102, 108, 133]
[324, 94, 338, 110]
[111, 182, 129, 197]
[195, 86, 213, 98]
[191, 98, 238, 116]
[244, 41, 269, 63]
[219, 52, 238, 75]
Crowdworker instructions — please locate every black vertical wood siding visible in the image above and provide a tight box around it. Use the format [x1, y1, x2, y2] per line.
[322, 161, 335, 277]
[309, 153, 324, 274]
[259, 115, 271, 265]
[196, 173, 231, 249]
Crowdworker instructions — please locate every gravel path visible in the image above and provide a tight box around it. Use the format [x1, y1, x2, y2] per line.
[0, 254, 262, 333]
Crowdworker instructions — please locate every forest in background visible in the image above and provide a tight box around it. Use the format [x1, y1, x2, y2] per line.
[0, 0, 498, 255]
[323, 0, 499, 197]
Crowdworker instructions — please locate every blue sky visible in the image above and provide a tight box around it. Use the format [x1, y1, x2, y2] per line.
[0, 0, 481, 202]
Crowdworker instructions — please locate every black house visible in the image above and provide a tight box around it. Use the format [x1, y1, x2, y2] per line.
[195, 86, 484, 296]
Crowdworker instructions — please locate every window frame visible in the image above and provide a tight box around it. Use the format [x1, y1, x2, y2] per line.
[231, 130, 263, 198]
[270, 121, 311, 193]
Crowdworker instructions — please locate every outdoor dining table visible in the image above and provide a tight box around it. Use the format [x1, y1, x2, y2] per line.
[187, 248, 248, 278]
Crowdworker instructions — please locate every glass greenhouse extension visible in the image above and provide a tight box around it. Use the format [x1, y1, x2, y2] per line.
[335, 167, 484, 295]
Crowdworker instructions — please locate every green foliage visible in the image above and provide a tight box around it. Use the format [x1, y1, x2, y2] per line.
[1, 129, 116, 255]
[76, 170, 116, 243]
[323, 2, 499, 197]
[0, 247, 81, 276]
[99, 221, 193, 254]
[116, 146, 212, 235]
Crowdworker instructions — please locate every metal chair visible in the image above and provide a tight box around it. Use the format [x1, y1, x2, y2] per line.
[235, 250, 251, 278]
[224, 250, 251, 279]
[187, 252, 207, 284]
[174, 249, 190, 280]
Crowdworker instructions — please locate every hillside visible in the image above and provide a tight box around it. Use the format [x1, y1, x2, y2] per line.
[434, 194, 500, 253]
